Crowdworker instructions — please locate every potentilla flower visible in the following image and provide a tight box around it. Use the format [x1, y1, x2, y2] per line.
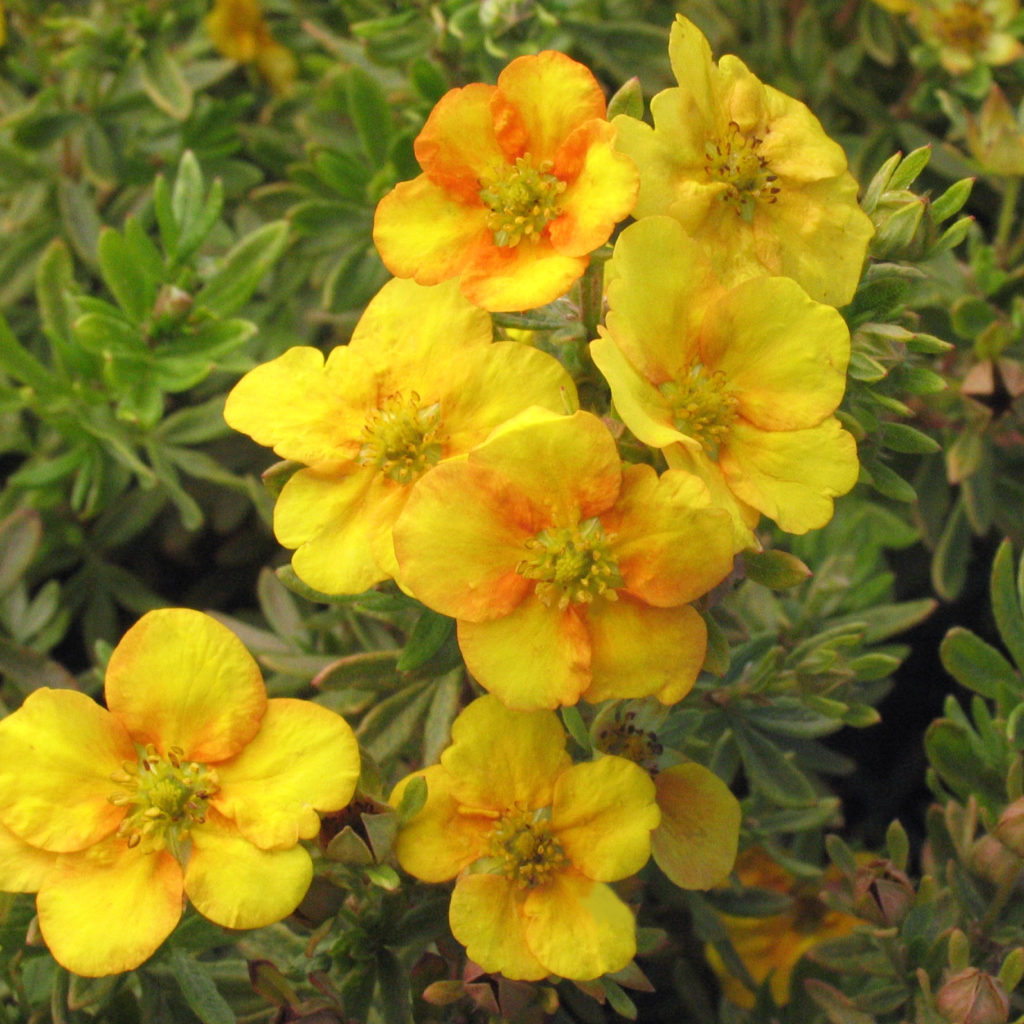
[224, 277, 576, 595]
[390, 696, 660, 981]
[205, 0, 297, 93]
[0, 609, 361, 977]
[372, 51, 639, 312]
[393, 407, 737, 710]
[590, 216, 858, 546]
[705, 848, 864, 1008]
[614, 14, 873, 308]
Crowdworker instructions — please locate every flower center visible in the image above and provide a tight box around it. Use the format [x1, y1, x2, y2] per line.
[109, 745, 219, 854]
[479, 156, 567, 248]
[358, 391, 443, 485]
[490, 808, 567, 889]
[517, 517, 624, 610]
[935, 4, 992, 52]
[705, 122, 779, 220]
[660, 363, 738, 457]
[595, 712, 663, 775]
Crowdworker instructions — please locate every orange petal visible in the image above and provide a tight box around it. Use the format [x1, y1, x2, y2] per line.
[185, 817, 312, 929]
[37, 839, 182, 977]
[495, 52, 607, 166]
[441, 695, 571, 812]
[459, 241, 587, 313]
[651, 763, 741, 890]
[552, 757, 658, 880]
[0, 689, 133, 853]
[450, 873, 548, 981]
[458, 597, 591, 711]
[522, 870, 637, 980]
[212, 699, 360, 850]
[583, 598, 707, 705]
[0, 821, 57, 891]
[105, 609, 267, 763]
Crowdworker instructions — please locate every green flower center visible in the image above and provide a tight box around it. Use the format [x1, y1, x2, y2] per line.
[660, 363, 739, 457]
[490, 808, 567, 890]
[517, 517, 624, 610]
[479, 156, 567, 248]
[358, 391, 443, 485]
[936, 4, 992, 52]
[595, 712, 663, 775]
[109, 745, 219, 854]
[705, 122, 779, 221]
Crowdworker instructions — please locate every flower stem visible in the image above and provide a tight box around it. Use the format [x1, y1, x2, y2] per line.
[579, 255, 605, 343]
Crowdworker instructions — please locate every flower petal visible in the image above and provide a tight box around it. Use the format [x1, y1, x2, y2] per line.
[450, 873, 548, 981]
[583, 598, 707, 705]
[441, 695, 571, 812]
[0, 689, 133, 852]
[212, 698, 360, 850]
[458, 597, 591, 711]
[522, 870, 637, 980]
[185, 817, 312, 929]
[0, 821, 56, 891]
[651, 763, 741, 890]
[105, 609, 267, 763]
[37, 839, 182, 977]
[552, 757, 658, 881]
[459, 242, 587, 312]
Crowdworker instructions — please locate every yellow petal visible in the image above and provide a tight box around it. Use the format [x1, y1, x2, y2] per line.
[449, 873, 548, 981]
[522, 870, 636, 980]
[667, 15, 718, 126]
[721, 418, 859, 533]
[458, 597, 592, 711]
[185, 816, 312, 929]
[0, 821, 56, 891]
[583, 598, 707, 705]
[0, 689, 133, 852]
[37, 839, 182, 977]
[651, 763, 741, 890]
[390, 766, 494, 881]
[441, 695, 571, 811]
[551, 757, 658, 880]
[212, 698, 360, 850]
[105, 608, 267, 763]
[701, 277, 850, 431]
[459, 242, 588, 313]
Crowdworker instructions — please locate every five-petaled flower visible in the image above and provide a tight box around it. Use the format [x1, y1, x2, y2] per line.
[224, 277, 575, 595]
[205, 0, 297, 93]
[391, 696, 660, 981]
[614, 14, 873, 308]
[0, 608, 361, 977]
[393, 407, 737, 710]
[591, 216, 859, 546]
[373, 50, 639, 312]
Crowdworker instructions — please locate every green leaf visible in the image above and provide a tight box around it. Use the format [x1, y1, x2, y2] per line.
[743, 549, 812, 589]
[35, 239, 76, 346]
[932, 498, 972, 601]
[98, 228, 155, 325]
[732, 722, 816, 806]
[73, 311, 146, 357]
[992, 539, 1024, 672]
[888, 145, 931, 189]
[396, 608, 453, 671]
[358, 681, 434, 762]
[140, 44, 193, 120]
[168, 948, 236, 1024]
[925, 719, 1005, 805]
[194, 221, 289, 318]
[607, 76, 644, 120]
[0, 510, 41, 597]
[172, 151, 206, 240]
[601, 978, 638, 1021]
[880, 422, 940, 454]
[0, 313, 62, 395]
[940, 626, 1020, 699]
[930, 177, 974, 223]
[345, 67, 393, 167]
[863, 459, 917, 503]
[395, 774, 427, 823]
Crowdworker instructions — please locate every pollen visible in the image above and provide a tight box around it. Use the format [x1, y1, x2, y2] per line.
[517, 517, 624, 610]
[661, 362, 739, 457]
[490, 808, 567, 889]
[357, 391, 444, 485]
[595, 711, 663, 775]
[479, 156, 568, 248]
[704, 122, 779, 220]
[109, 745, 219, 854]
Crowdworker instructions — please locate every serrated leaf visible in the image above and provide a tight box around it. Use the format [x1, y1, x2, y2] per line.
[168, 948, 236, 1024]
[194, 221, 289, 318]
[940, 626, 1020, 699]
[992, 539, 1024, 672]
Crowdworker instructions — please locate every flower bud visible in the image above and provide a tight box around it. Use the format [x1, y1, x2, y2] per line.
[969, 834, 1021, 888]
[851, 858, 916, 926]
[996, 798, 1024, 858]
[966, 85, 1024, 176]
[936, 968, 1010, 1024]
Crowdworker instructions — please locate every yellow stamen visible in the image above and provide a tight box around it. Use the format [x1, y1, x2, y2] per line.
[660, 362, 739, 457]
[705, 122, 779, 220]
[479, 156, 567, 247]
[490, 808, 567, 890]
[358, 391, 443, 485]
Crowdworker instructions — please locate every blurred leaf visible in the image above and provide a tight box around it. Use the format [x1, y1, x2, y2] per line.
[992, 539, 1024, 672]
[141, 44, 194, 121]
[744, 549, 812, 589]
[932, 498, 971, 600]
[940, 627, 1020, 699]
[194, 221, 289, 318]
[345, 67, 393, 167]
[732, 722, 816, 806]
[396, 608, 453, 671]
[168, 947, 236, 1024]
[0, 510, 41, 597]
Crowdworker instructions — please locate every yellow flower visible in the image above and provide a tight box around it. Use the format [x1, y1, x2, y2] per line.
[392, 408, 737, 710]
[0, 609, 360, 977]
[373, 51, 639, 312]
[224, 277, 576, 596]
[706, 848, 863, 1008]
[614, 15, 873, 308]
[590, 216, 858, 545]
[906, 0, 1023, 74]
[391, 696, 660, 981]
[205, 0, 297, 94]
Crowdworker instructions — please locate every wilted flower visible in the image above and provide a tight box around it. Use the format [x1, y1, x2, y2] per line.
[936, 967, 1011, 1024]
[0, 609, 361, 976]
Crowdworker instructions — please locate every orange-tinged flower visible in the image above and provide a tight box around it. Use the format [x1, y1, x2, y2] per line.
[706, 848, 863, 1008]
[591, 216, 858, 546]
[0, 609, 360, 977]
[614, 15, 873, 307]
[372, 51, 639, 312]
[393, 407, 737, 711]
[224, 277, 576, 595]
[205, 0, 297, 93]
[391, 696, 660, 981]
